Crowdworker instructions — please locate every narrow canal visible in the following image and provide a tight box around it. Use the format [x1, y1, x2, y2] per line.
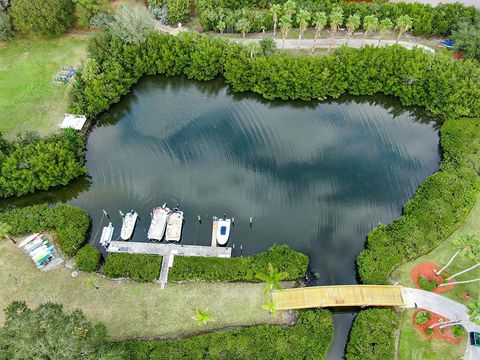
[2, 76, 441, 358]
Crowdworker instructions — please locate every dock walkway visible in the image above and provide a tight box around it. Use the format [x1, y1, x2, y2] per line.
[272, 285, 405, 310]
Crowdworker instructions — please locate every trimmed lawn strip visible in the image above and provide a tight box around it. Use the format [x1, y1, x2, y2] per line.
[398, 309, 466, 360]
[0, 34, 90, 138]
[0, 240, 285, 340]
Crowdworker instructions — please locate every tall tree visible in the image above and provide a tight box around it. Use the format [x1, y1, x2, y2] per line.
[282, 0, 296, 18]
[451, 19, 480, 61]
[217, 20, 226, 35]
[296, 9, 311, 51]
[436, 234, 478, 276]
[235, 17, 250, 39]
[377, 18, 393, 47]
[362, 15, 379, 46]
[109, 4, 154, 45]
[271, 4, 282, 38]
[311, 11, 327, 54]
[0, 301, 119, 359]
[396, 14, 413, 43]
[191, 308, 214, 326]
[245, 42, 261, 58]
[345, 14, 361, 45]
[256, 263, 288, 297]
[328, 7, 343, 52]
[279, 14, 292, 49]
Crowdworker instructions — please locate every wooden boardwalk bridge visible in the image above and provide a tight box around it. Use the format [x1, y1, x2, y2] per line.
[272, 285, 405, 310]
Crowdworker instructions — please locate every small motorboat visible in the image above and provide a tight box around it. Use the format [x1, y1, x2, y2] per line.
[148, 204, 170, 241]
[120, 210, 138, 240]
[100, 222, 114, 247]
[216, 215, 231, 246]
[165, 209, 184, 242]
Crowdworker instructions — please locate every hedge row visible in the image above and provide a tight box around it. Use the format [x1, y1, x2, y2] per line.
[0, 203, 90, 256]
[357, 118, 480, 284]
[346, 308, 399, 360]
[169, 244, 309, 281]
[0, 130, 86, 198]
[72, 31, 480, 121]
[114, 309, 333, 360]
[103, 253, 162, 282]
[103, 244, 308, 282]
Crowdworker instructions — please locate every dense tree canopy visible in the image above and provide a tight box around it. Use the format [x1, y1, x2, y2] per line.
[10, 0, 75, 35]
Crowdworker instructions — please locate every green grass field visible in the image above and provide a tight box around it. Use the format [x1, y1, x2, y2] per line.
[398, 310, 466, 360]
[0, 34, 90, 138]
[0, 239, 286, 339]
[392, 194, 480, 303]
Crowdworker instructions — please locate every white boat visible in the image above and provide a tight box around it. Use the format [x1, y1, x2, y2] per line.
[100, 222, 114, 247]
[165, 210, 183, 242]
[216, 216, 231, 246]
[148, 204, 170, 241]
[120, 210, 138, 240]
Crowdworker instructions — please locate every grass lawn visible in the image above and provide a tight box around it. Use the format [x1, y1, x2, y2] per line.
[0, 240, 286, 340]
[0, 33, 90, 138]
[398, 310, 466, 360]
[392, 194, 480, 303]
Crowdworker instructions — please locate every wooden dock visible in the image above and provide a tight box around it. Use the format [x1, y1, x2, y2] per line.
[108, 241, 232, 258]
[272, 285, 405, 310]
[211, 217, 218, 247]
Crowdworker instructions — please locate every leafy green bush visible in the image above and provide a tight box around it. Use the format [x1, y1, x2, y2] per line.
[10, 0, 75, 35]
[73, 0, 109, 28]
[115, 309, 333, 359]
[0, 204, 90, 256]
[169, 244, 308, 281]
[166, 0, 189, 25]
[424, 328, 434, 336]
[103, 254, 162, 282]
[346, 309, 399, 360]
[415, 311, 431, 325]
[0, 11, 13, 41]
[0, 131, 86, 198]
[418, 276, 437, 292]
[75, 244, 101, 272]
[452, 324, 466, 338]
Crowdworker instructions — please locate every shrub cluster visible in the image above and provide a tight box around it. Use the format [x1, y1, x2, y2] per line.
[415, 311, 431, 325]
[358, 118, 480, 284]
[75, 243, 101, 272]
[346, 309, 399, 360]
[103, 253, 162, 282]
[0, 130, 86, 198]
[115, 309, 333, 359]
[0, 203, 90, 256]
[169, 244, 309, 281]
[195, 0, 479, 37]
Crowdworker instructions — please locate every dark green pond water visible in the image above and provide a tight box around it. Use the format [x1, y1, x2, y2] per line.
[2, 76, 440, 358]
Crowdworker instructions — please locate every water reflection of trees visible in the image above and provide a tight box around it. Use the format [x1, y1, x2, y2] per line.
[0, 176, 92, 212]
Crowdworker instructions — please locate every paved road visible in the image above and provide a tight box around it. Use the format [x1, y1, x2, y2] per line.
[402, 287, 480, 360]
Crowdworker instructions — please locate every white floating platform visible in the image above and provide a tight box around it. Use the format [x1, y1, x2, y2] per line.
[59, 114, 87, 131]
[108, 241, 232, 258]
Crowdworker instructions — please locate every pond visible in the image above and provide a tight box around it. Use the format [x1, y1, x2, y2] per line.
[2, 76, 440, 358]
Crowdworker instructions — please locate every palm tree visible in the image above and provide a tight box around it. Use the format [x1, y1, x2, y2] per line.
[328, 7, 343, 52]
[468, 301, 480, 326]
[191, 308, 214, 326]
[396, 15, 413, 43]
[246, 42, 261, 58]
[282, 0, 297, 18]
[86, 276, 99, 290]
[217, 20, 226, 36]
[279, 14, 292, 49]
[235, 18, 251, 39]
[345, 14, 361, 45]
[436, 234, 478, 276]
[256, 263, 288, 297]
[311, 11, 327, 54]
[0, 222, 14, 244]
[296, 9, 311, 51]
[362, 15, 379, 46]
[377, 18, 394, 47]
[271, 4, 282, 38]
[262, 298, 277, 315]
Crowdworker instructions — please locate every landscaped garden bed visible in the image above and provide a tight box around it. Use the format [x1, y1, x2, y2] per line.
[411, 262, 455, 294]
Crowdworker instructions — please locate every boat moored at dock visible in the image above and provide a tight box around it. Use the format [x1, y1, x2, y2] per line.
[216, 215, 231, 246]
[148, 204, 170, 241]
[165, 209, 184, 242]
[100, 222, 114, 247]
[120, 210, 138, 240]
